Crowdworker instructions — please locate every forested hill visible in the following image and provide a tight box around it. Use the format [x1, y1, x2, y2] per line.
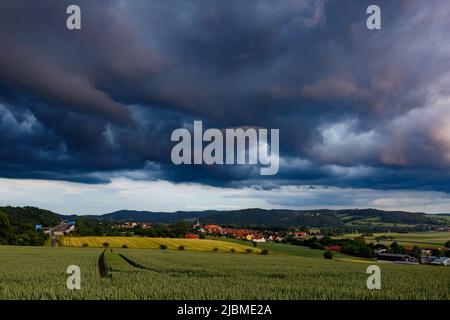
[94, 209, 217, 223]
[0, 206, 62, 246]
[0, 206, 62, 227]
[197, 208, 442, 228]
[94, 208, 446, 228]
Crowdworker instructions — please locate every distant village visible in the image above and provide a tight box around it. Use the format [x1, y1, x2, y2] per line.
[113, 220, 298, 242]
[42, 219, 450, 267]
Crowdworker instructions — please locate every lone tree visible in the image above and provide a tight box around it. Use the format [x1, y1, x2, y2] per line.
[323, 251, 334, 259]
[102, 242, 110, 248]
[390, 241, 405, 254]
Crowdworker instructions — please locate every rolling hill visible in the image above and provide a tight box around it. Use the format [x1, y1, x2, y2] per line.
[92, 209, 218, 223]
[0, 206, 447, 229]
[0, 206, 62, 227]
[92, 208, 446, 228]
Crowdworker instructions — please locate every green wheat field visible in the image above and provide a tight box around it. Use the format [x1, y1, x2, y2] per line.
[0, 245, 448, 300]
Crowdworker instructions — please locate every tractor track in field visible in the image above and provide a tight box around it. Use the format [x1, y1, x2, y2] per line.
[97, 249, 150, 278]
[118, 253, 148, 270]
[98, 250, 109, 278]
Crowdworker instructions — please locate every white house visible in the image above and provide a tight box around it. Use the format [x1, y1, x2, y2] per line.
[252, 237, 266, 243]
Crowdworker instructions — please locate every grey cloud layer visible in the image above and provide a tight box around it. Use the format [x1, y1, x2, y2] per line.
[1, 0, 450, 192]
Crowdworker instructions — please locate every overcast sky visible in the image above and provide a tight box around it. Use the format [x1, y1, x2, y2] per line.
[1, 0, 450, 214]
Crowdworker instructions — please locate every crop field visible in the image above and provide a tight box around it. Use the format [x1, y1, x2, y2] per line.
[336, 231, 450, 248]
[0, 245, 449, 300]
[59, 236, 259, 253]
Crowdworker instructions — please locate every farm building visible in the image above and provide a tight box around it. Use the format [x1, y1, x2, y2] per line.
[291, 231, 308, 238]
[185, 233, 199, 239]
[420, 249, 433, 255]
[430, 257, 450, 266]
[374, 244, 388, 254]
[420, 256, 438, 264]
[324, 245, 342, 253]
[267, 235, 284, 242]
[376, 253, 418, 263]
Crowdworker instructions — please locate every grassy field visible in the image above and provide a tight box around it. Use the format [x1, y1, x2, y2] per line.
[60, 236, 260, 253]
[336, 231, 450, 248]
[217, 237, 357, 259]
[0, 245, 449, 300]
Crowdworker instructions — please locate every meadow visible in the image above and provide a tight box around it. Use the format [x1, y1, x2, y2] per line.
[218, 238, 363, 259]
[336, 231, 450, 248]
[0, 245, 449, 300]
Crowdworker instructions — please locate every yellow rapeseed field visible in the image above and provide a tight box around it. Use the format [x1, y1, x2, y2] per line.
[59, 236, 261, 253]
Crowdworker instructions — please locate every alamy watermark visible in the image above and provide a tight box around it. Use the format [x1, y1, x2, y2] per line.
[366, 5, 381, 30]
[66, 5, 81, 30]
[170, 121, 279, 175]
[366, 265, 381, 290]
[66, 265, 81, 290]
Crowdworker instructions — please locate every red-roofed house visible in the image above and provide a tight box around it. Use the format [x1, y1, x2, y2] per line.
[324, 245, 342, 253]
[292, 232, 308, 238]
[203, 224, 222, 234]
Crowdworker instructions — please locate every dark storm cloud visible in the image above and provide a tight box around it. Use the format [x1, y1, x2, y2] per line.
[0, 0, 167, 125]
[1, 0, 450, 192]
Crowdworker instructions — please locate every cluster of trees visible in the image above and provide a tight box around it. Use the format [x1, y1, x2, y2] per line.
[217, 224, 301, 234]
[286, 236, 376, 258]
[73, 218, 191, 238]
[384, 242, 450, 258]
[133, 221, 190, 238]
[72, 218, 115, 236]
[0, 210, 47, 246]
